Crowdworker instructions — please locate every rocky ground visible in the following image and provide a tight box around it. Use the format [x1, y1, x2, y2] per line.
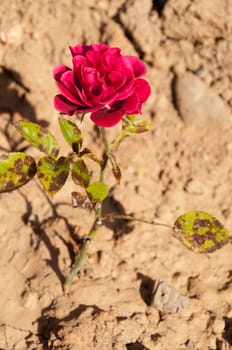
[1, 0, 232, 349]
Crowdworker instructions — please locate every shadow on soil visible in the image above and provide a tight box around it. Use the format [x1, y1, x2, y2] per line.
[19, 187, 136, 288]
[0, 66, 35, 118]
[137, 272, 156, 306]
[223, 316, 232, 345]
[20, 191, 81, 287]
[0, 65, 49, 152]
[102, 192, 134, 240]
[126, 343, 151, 350]
[152, 0, 167, 16]
[30, 304, 103, 350]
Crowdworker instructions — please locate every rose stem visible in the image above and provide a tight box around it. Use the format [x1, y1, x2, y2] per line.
[101, 214, 172, 228]
[65, 127, 109, 286]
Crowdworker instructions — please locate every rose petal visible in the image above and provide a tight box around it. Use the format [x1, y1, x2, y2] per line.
[57, 81, 87, 106]
[60, 70, 74, 84]
[120, 93, 140, 114]
[70, 44, 109, 57]
[55, 70, 87, 106]
[105, 71, 124, 87]
[134, 78, 151, 102]
[55, 93, 101, 114]
[123, 56, 147, 77]
[53, 65, 70, 80]
[103, 48, 122, 71]
[54, 95, 78, 115]
[99, 89, 120, 105]
[90, 109, 123, 127]
[82, 67, 100, 87]
[72, 56, 88, 86]
[117, 80, 135, 100]
[86, 50, 102, 69]
[72, 55, 87, 67]
[70, 44, 91, 56]
[80, 67, 104, 102]
[91, 44, 109, 53]
[54, 67, 84, 106]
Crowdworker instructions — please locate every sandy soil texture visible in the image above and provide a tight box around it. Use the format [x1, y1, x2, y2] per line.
[1, 0, 232, 349]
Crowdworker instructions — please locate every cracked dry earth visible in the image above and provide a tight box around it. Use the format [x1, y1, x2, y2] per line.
[1, 0, 232, 349]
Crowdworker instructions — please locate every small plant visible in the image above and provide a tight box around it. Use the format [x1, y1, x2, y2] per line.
[0, 44, 231, 286]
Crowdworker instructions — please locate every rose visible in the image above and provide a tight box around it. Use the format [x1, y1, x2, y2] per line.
[53, 44, 151, 128]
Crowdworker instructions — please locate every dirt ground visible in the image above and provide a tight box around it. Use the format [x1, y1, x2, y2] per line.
[1, 0, 232, 349]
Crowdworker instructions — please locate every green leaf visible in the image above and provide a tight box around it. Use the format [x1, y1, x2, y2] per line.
[0, 152, 36, 192]
[173, 211, 232, 253]
[86, 182, 108, 203]
[71, 159, 90, 188]
[123, 115, 152, 133]
[59, 118, 83, 153]
[15, 120, 60, 159]
[37, 156, 69, 196]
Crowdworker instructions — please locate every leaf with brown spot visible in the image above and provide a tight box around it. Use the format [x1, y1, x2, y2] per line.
[15, 120, 60, 159]
[110, 130, 128, 153]
[37, 156, 69, 197]
[59, 118, 83, 153]
[71, 191, 93, 210]
[79, 148, 102, 166]
[173, 211, 232, 253]
[123, 114, 152, 134]
[71, 159, 90, 188]
[0, 152, 36, 192]
[109, 154, 121, 184]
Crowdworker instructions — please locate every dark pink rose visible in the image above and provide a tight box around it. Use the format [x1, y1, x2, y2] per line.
[53, 44, 151, 127]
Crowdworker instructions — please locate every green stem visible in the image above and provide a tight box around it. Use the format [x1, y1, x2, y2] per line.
[65, 127, 109, 286]
[100, 128, 110, 179]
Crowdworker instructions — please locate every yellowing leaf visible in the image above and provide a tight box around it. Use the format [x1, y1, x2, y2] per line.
[0, 152, 36, 192]
[15, 120, 60, 159]
[37, 156, 69, 196]
[59, 118, 83, 153]
[173, 211, 232, 253]
[79, 148, 102, 166]
[71, 159, 90, 188]
[123, 115, 152, 133]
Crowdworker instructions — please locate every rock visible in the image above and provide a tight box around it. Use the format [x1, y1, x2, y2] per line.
[185, 339, 196, 350]
[119, 0, 162, 54]
[174, 72, 232, 129]
[151, 280, 189, 314]
[183, 178, 204, 195]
